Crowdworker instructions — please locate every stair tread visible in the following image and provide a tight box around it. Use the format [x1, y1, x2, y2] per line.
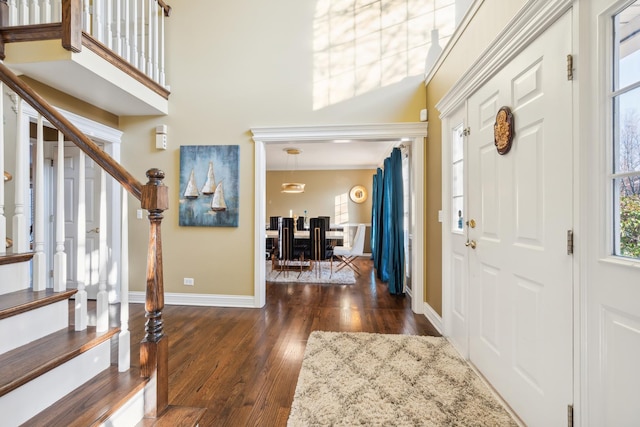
[0, 325, 119, 397]
[0, 288, 77, 320]
[22, 366, 147, 427]
[137, 406, 208, 427]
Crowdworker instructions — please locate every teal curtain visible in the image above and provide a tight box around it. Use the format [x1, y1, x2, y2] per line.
[385, 148, 404, 294]
[371, 168, 384, 272]
[372, 148, 404, 294]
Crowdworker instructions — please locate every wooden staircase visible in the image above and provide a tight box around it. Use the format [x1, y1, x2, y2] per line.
[0, 255, 144, 425]
[0, 58, 205, 426]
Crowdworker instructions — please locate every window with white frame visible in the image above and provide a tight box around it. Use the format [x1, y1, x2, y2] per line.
[452, 123, 464, 233]
[612, 0, 640, 258]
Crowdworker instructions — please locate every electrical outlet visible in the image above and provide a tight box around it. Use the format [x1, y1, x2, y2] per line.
[136, 209, 143, 219]
[183, 277, 194, 286]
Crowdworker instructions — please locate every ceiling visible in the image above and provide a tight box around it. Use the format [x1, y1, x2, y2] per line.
[265, 139, 400, 171]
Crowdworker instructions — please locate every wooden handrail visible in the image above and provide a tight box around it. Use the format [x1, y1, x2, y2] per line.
[0, 62, 143, 200]
[157, 0, 172, 17]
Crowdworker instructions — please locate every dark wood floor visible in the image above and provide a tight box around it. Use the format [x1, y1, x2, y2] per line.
[122, 257, 439, 426]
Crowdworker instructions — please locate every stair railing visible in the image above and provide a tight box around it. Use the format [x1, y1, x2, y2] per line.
[0, 62, 169, 418]
[0, 0, 170, 88]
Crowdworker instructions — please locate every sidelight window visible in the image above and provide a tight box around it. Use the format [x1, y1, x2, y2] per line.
[612, 0, 640, 258]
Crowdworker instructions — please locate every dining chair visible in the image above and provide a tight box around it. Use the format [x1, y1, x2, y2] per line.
[318, 216, 331, 231]
[269, 216, 281, 230]
[309, 217, 333, 277]
[296, 216, 306, 231]
[332, 224, 366, 276]
[274, 217, 307, 277]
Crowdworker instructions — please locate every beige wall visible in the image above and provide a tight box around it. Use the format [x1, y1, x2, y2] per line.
[20, 77, 118, 128]
[266, 169, 373, 225]
[424, 0, 526, 315]
[120, 1, 425, 297]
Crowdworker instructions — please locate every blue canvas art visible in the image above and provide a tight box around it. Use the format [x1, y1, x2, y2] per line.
[179, 145, 239, 227]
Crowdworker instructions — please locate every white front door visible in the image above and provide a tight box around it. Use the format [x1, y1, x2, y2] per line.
[53, 144, 101, 298]
[466, 11, 573, 426]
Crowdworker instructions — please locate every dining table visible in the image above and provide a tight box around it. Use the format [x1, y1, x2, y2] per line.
[265, 229, 344, 241]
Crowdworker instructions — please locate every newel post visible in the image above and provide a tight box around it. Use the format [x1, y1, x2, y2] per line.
[140, 168, 169, 417]
[0, 0, 8, 60]
[62, 0, 82, 52]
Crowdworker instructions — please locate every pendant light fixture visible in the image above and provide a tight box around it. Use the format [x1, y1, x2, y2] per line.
[281, 147, 305, 193]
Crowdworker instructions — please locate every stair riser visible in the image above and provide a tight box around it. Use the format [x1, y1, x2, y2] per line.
[0, 340, 111, 426]
[0, 300, 68, 355]
[0, 263, 30, 296]
[103, 388, 145, 427]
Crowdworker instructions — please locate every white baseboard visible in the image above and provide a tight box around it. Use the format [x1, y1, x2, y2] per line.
[129, 292, 258, 308]
[423, 302, 443, 335]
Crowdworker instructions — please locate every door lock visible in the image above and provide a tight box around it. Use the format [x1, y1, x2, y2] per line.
[465, 239, 477, 249]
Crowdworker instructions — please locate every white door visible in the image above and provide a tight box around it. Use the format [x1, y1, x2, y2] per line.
[444, 104, 469, 357]
[586, 1, 640, 425]
[53, 144, 101, 298]
[466, 11, 573, 426]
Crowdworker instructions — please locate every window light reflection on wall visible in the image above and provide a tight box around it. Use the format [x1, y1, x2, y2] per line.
[313, 0, 456, 110]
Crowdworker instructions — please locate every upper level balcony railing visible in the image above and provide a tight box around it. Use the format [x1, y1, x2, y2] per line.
[4, 0, 170, 87]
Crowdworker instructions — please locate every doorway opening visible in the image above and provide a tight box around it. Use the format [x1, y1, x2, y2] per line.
[252, 123, 427, 313]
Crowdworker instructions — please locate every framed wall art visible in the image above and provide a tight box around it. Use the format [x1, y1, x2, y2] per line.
[179, 145, 239, 227]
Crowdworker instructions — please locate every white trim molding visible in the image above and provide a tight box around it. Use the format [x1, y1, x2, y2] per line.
[251, 123, 428, 313]
[423, 302, 443, 335]
[129, 291, 257, 308]
[436, 0, 573, 117]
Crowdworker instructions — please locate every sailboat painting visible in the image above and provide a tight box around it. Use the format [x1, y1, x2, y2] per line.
[183, 169, 200, 199]
[179, 145, 239, 227]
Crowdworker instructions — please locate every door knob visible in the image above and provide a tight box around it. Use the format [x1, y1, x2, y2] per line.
[465, 240, 477, 249]
[87, 227, 100, 234]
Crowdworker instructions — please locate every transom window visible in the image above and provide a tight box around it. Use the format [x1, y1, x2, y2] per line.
[612, 0, 640, 258]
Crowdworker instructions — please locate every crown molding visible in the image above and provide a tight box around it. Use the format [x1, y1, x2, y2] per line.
[436, 0, 573, 117]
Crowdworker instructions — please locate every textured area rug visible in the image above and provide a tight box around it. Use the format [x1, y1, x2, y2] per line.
[288, 331, 518, 426]
[266, 261, 356, 284]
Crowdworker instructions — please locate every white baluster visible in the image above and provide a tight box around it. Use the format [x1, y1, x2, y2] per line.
[0, 83, 5, 256]
[138, 0, 146, 74]
[129, 0, 138, 67]
[93, 0, 103, 44]
[8, 1, 18, 26]
[40, 0, 51, 23]
[75, 151, 87, 330]
[113, 0, 122, 56]
[82, 0, 91, 32]
[29, 0, 40, 24]
[32, 115, 46, 291]
[105, 0, 112, 49]
[18, 0, 28, 25]
[158, 2, 166, 87]
[50, 0, 60, 22]
[118, 187, 130, 371]
[96, 168, 108, 332]
[123, 0, 130, 62]
[53, 131, 66, 291]
[147, 0, 155, 79]
[13, 98, 28, 253]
